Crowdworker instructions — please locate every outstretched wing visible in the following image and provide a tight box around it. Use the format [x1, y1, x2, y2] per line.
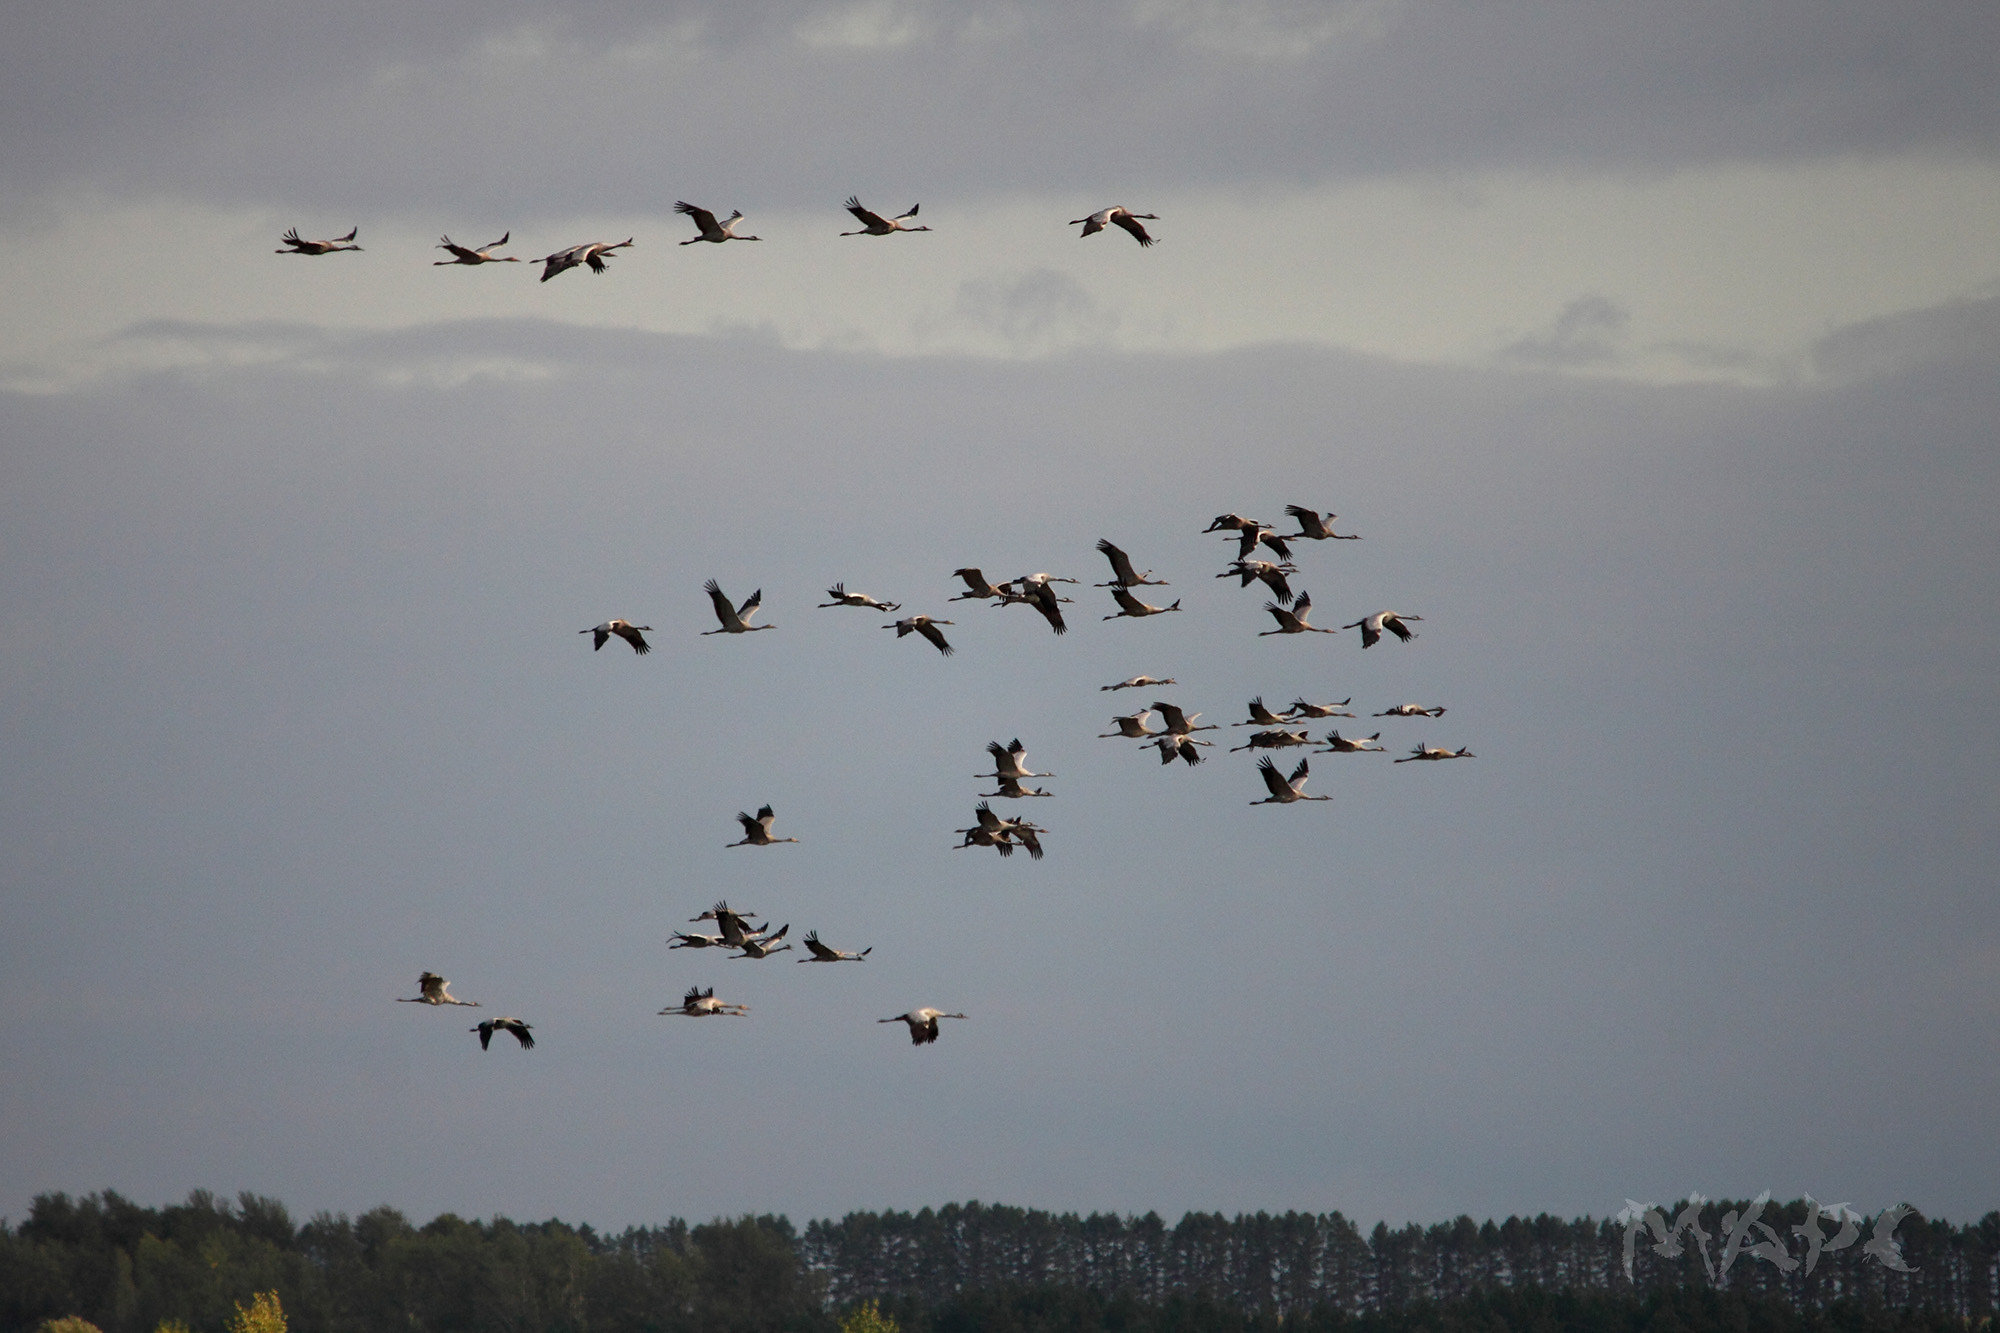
[845, 196, 889, 229]
[916, 621, 954, 655]
[1112, 212, 1155, 246]
[1257, 756, 1289, 796]
[704, 579, 737, 627]
[675, 201, 721, 234]
[1097, 538, 1139, 584]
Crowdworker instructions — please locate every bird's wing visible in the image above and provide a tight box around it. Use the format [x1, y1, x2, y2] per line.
[917, 621, 953, 655]
[1111, 587, 1143, 614]
[1112, 212, 1155, 245]
[675, 201, 721, 233]
[335, 227, 359, 242]
[508, 1021, 535, 1049]
[1260, 532, 1292, 560]
[736, 811, 759, 834]
[613, 624, 650, 654]
[1097, 539, 1139, 583]
[738, 588, 763, 618]
[476, 1022, 493, 1049]
[756, 804, 777, 828]
[1258, 757, 1288, 795]
[439, 239, 479, 261]
[845, 198, 889, 228]
[1032, 592, 1066, 633]
[704, 579, 736, 626]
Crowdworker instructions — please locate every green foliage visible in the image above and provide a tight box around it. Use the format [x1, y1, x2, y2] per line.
[840, 1299, 900, 1333]
[35, 1319, 104, 1333]
[225, 1290, 286, 1333]
[151, 1321, 191, 1333]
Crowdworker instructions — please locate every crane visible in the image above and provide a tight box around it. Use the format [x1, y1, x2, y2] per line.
[1150, 734, 1209, 766]
[472, 1017, 535, 1049]
[1394, 743, 1476, 763]
[702, 579, 774, 634]
[820, 583, 901, 612]
[879, 1008, 968, 1045]
[1315, 730, 1386, 753]
[982, 738, 1054, 779]
[840, 197, 930, 235]
[661, 986, 748, 1016]
[397, 972, 478, 1006]
[1149, 702, 1216, 736]
[1260, 592, 1335, 635]
[729, 924, 793, 959]
[982, 774, 1055, 798]
[580, 620, 653, 654]
[1375, 703, 1446, 717]
[800, 931, 872, 962]
[1289, 697, 1355, 719]
[1229, 728, 1314, 753]
[434, 233, 519, 265]
[884, 615, 954, 655]
[1094, 539, 1169, 587]
[1283, 505, 1361, 541]
[1103, 587, 1181, 620]
[534, 239, 633, 282]
[1218, 560, 1297, 604]
[728, 805, 798, 847]
[1100, 710, 1163, 739]
[1343, 611, 1422, 648]
[1252, 757, 1329, 804]
[1070, 207, 1158, 246]
[1101, 675, 1176, 691]
[277, 227, 361, 255]
[1234, 696, 1293, 726]
[675, 201, 761, 243]
[950, 568, 1013, 601]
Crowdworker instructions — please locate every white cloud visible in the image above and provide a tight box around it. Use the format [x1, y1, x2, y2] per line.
[794, 0, 934, 49]
[1127, 0, 1400, 61]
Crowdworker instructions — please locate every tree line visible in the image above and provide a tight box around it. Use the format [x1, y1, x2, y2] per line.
[3, 1191, 1994, 1333]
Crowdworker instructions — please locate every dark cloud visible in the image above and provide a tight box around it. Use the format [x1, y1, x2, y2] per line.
[1498, 293, 1631, 367]
[4, 1, 1996, 212]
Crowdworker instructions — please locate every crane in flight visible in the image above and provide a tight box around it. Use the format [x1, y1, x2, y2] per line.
[728, 806, 799, 847]
[820, 583, 900, 612]
[1094, 539, 1169, 587]
[880, 1008, 968, 1045]
[397, 972, 478, 1006]
[661, 986, 748, 1016]
[675, 202, 761, 243]
[840, 197, 930, 235]
[702, 579, 773, 634]
[799, 931, 872, 962]
[884, 615, 955, 655]
[1260, 592, 1336, 636]
[1251, 757, 1330, 805]
[1343, 611, 1422, 648]
[1284, 505, 1361, 541]
[1101, 675, 1176, 691]
[534, 239, 633, 282]
[472, 1017, 535, 1049]
[277, 226, 361, 255]
[1394, 743, 1476, 763]
[1316, 730, 1386, 754]
[1071, 207, 1158, 246]
[580, 619, 653, 654]
[434, 232, 519, 265]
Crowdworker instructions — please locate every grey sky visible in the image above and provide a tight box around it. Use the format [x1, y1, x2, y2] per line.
[2, 0, 1996, 1235]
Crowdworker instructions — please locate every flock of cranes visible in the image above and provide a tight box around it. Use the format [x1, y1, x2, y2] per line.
[301, 204, 1476, 1052]
[278, 195, 1165, 288]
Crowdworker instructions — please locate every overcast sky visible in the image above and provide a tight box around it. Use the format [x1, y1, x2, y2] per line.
[2, 0, 1997, 1235]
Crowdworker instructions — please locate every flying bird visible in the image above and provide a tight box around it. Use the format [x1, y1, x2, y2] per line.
[1260, 592, 1335, 635]
[277, 227, 361, 255]
[729, 923, 792, 959]
[840, 197, 930, 235]
[982, 774, 1054, 798]
[535, 238, 633, 282]
[982, 738, 1054, 779]
[1862, 1206, 1920, 1273]
[1234, 526, 1293, 562]
[690, 902, 766, 950]
[1101, 675, 1176, 691]
[1316, 730, 1386, 754]
[1288, 697, 1355, 719]
[950, 568, 1013, 602]
[397, 972, 478, 1007]
[1218, 560, 1297, 604]
[879, 1008, 967, 1045]
[884, 615, 955, 655]
[728, 805, 798, 847]
[1229, 729, 1315, 753]
[1284, 505, 1361, 541]
[434, 232, 519, 265]
[1094, 539, 1169, 587]
[1071, 206, 1158, 246]
[820, 583, 900, 612]
[1252, 757, 1329, 804]
[668, 931, 727, 949]
[702, 579, 774, 634]
[1235, 696, 1294, 727]
[472, 1017, 535, 1049]
[1394, 743, 1476, 763]
[675, 201, 761, 243]
[1149, 701, 1216, 736]
[1104, 587, 1181, 620]
[1343, 611, 1422, 648]
[1151, 734, 1209, 766]
[581, 619, 653, 654]
[1203, 513, 1263, 534]
[1100, 710, 1163, 739]
[661, 985, 748, 1016]
[1375, 703, 1446, 717]
[800, 930, 872, 962]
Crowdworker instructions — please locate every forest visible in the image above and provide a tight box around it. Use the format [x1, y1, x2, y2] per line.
[3, 1192, 1994, 1333]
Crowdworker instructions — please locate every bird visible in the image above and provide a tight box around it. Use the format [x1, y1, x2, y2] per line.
[675, 201, 760, 243]
[729, 923, 793, 959]
[1343, 611, 1422, 648]
[950, 568, 1013, 602]
[1203, 513, 1263, 534]
[800, 930, 872, 962]
[1229, 728, 1314, 753]
[580, 619, 653, 654]
[1233, 526, 1293, 563]
[981, 738, 1054, 779]
[957, 803, 1045, 860]
[1100, 710, 1163, 739]
[1101, 675, 1175, 691]
[277, 227, 361, 255]
[1394, 743, 1476, 763]
[690, 902, 766, 950]
[1316, 730, 1386, 753]
[1104, 588, 1181, 620]
[1862, 1205, 1919, 1273]
[840, 197, 930, 236]
[820, 583, 900, 612]
[433, 232, 519, 265]
[1234, 696, 1294, 726]
[1150, 701, 1216, 736]
[1284, 505, 1360, 541]
[396, 971, 478, 1006]
[1094, 539, 1168, 587]
[472, 1017, 534, 1049]
[1252, 756, 1329, 804]
[661, 985, 748, 1017]
[1218, 560, 1297, 604]
[981, 774, 1054, 798]
[1012, 581, 1069, 635]
[879, 1008, 967, 1045]
[1151, 734, 1209, 766]
[702, 579, 774, 634]
[884, 615, 954, 655]
[1260, 592, 1335, 635]
[955, 824, 1016, 856]
[1289, 697, 1355, 719]
[1071, 207, 1158, 246]
[1375, 703, 1446, 717]
[534, 238, 633, 282]
[728, 805, 798, 847]
[668, 931, 727, 949]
